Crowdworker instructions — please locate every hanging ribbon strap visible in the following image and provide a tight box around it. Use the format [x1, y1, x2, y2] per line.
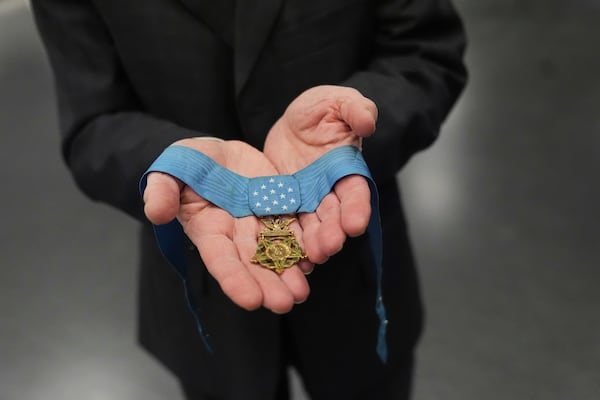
[139, 145, 388, 362]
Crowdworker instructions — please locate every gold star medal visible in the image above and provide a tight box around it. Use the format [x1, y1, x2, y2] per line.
[251, 217, 307, 273]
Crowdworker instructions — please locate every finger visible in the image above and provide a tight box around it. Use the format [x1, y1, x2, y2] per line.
[315, 193, 346, 257]
[298, 212, 329, 264]
[339, 93, 378, 138]
[287, 219, 315, 275]
[143, 172, 184, 224]
[186, 209, 264, 311]
[334, 175, 371, 237]
[233, 217, 296, 314]
[279, 266, 310, 304]
[297, 259, 315, 275]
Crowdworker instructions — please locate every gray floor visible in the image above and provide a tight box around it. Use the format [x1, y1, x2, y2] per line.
[0, 1, 598, 399]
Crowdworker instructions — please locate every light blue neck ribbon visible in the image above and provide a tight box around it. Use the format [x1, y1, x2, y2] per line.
[139, 145, 388, 362]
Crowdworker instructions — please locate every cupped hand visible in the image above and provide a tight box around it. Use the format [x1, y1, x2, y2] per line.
[264, 85, 378, 264]
[143, 138, 312, 313]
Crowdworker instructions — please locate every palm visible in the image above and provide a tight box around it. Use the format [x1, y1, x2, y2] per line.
[264, 85, 377, 171]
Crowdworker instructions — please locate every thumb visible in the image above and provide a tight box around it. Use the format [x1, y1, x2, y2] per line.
[143, 172, 183, 225]
[335, 175, 371, 237]
[339, 95, 378, 138]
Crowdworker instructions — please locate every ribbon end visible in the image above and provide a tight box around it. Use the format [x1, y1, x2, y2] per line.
[376, 294, 388, 364]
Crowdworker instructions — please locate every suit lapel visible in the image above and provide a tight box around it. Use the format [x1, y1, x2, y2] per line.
[234, 0, 283, 96]
[178, 0, 235, 46]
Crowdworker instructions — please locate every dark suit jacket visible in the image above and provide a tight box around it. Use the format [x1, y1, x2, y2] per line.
[32, 0, 466, 397]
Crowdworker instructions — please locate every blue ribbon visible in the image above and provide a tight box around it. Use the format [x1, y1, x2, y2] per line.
[139, 145, 388, 362]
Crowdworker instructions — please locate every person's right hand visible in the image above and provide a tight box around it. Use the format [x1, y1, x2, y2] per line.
[264, 85, 378, 265]
[142, 138, 312, 314]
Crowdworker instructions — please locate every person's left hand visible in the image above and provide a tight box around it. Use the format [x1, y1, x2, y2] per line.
[264, 85, 378, 265]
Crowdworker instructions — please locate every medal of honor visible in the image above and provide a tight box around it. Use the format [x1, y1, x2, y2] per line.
[251, 217, 307, 273]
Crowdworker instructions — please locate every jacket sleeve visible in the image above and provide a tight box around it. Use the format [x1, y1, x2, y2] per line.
[31, 0, 199, 221]
[343, 0, 468, 184]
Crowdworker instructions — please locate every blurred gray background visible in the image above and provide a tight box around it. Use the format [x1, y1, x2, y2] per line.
[1, 0, 598, 399]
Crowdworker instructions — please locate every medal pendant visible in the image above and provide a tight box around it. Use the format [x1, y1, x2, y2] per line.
[251, 217, 307, 273]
